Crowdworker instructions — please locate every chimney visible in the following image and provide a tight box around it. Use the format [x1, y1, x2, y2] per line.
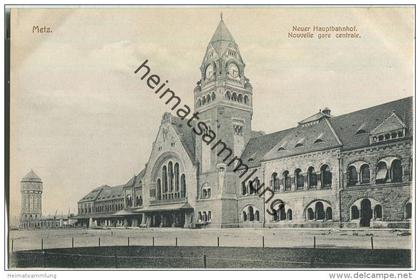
[322, 107, 331, 116]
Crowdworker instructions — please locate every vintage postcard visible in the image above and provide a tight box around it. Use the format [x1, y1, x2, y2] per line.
[6, 5, 414, 272]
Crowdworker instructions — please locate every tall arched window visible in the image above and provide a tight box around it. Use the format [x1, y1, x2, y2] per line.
[271, 172, 280, 192]
[351, 205, 359, 219]
[295, 169, 304, 190]
[211, 92, 216, 101]
[287, 209, 293, 220]
[348, 166, 358, 186]
[320, 165, 332, 188]
[198, 212, 202, 222]
[249, 206, 255, 221]
[168, 161, 174, 192]
[376, 161, 388, 184]
[173, 163, 179, 193]
[308, 167, 317, 189]
[238, 94, 243, 103]
[203, 212, 208, 222]
[307, 208, 315, 220]
[232, 92, 237, 101]
[244, 95, 249, 104]
[283, 171, 291, 191]
[360, 164, 370, 184]
[405, 202, 412, 219]
[326, 207, 332, 220]
[180, 174, 186, 198]
[242, 182, 247, 195]
[374, 205, 382, 219]
[315, 202, 325, 220]
[255, 210, 260, 221]
[162, 166, 168, 193]
[279, 204, 286, 221]
[243, 211, 247, 221]
[390, 159, 403, 183]
[225, 91, 231, 100]
[249, 181, 254, 195]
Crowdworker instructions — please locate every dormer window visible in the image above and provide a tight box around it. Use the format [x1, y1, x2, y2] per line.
[295, 143, 303, 148]
[277, 147, 285, 151]
[369, 112, 406, 144]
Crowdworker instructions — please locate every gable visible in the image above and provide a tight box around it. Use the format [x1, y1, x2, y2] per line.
[370, 112, 406, 135]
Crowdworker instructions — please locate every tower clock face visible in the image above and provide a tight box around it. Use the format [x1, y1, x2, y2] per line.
[227, 63, 240, 79]
[205, 64, 214, 80]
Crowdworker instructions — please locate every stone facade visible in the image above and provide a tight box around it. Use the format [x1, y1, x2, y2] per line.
[76, 17, 413, 229]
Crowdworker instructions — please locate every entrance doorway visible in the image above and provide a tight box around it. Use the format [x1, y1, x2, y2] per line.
[360, 199, 372, 227]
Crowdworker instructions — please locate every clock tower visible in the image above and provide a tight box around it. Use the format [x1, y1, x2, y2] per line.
[194, 15, 253, 227]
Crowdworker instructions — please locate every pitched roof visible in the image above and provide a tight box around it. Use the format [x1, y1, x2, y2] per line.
[170, 114, 196, 160]
[208, 18, 237, 56]
[242, 96, 412, 165]
[240, 128, 294, 167]
[96, 185, 124, 201]
[330, 97, 412, 151]
[263, 118, 342, 161]
[21, 170, 42, 182]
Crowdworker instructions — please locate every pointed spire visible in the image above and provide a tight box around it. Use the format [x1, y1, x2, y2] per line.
[22, 169, 42, 182]
[210, 15, 235, 44]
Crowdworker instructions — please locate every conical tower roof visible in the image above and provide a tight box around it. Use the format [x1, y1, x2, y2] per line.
[21, 169, 42, 182]
[208, 15, 237, 56]
[210, 16, 235, 44]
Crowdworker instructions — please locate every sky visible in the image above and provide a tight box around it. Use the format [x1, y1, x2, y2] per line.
[9, 7, 414, 220]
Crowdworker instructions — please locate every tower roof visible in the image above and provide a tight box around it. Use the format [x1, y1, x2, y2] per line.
[21, 170, 42, 182]
[208, 16, 237, 56]
[210, 16, 235, 44]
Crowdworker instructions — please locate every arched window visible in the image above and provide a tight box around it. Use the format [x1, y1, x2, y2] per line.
[202, 189, 207, 199]
[207, 188, 211, 198]
[255, 210, 260, 221]
[244, 95, 249, 104]
[351, 205, 359, 219]
[202, 96, 206, 105]
[326, 207, 332, 220]
[271, 172, 280, 191]
[180, 174, 186, 198]
[208, 211, 212, 221]
[207, 94, 211, 104]
[376, 161, 388, 184]
[197, 99, 201, 107]
[390, 159, 403, 183]
[168, 161, 174, 192]
[243, 211, 247, 221]
[320, 165, 332, 188]
[203, 212, 208, 222]
[249, 181, 255, 195]
[126, 195, 132, 207]
[405, 202, 412, 219]
[174, 163, 180, 192]
[308, 167, 317, 189]
[283, 171, 291, 191]
[307, 208, 315, 220]
[249, 206, 255, 221]
[315, 202, 325, 220]
[238, 94, 243, 103]
[287, 209, 293, 220]
[295, 169, 304, 190]
[198, 212, 202, 222]
[225, 91, 231, 100]
[374, 205, 382, 219]
[360, 164, 370, 184]
[242, 182, 247, 195]
[348, 166, 358, 186]
[211, 92, 216, 101]
[232, 92, 237, 102]
[279, 204, 286, 221]
[162, 166, 168, 193]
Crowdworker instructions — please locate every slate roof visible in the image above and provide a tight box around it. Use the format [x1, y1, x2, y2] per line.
[242, 96, 413, 165]
[21, 170, 42, 182]
[330, 97, 412, 151]
[209, 18, 236, 56]
[79, 184, 124, 203]
[96, 185, 124, 202]
[170, 115, 196, 160]
[263, 118, 342, 161]
[241, 128, 294, 167]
